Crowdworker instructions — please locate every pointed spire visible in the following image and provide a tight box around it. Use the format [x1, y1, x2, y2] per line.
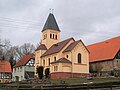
[42, 12, 60, 32]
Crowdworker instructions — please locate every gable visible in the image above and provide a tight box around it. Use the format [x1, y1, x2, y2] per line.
[26, 58, 35, 66]
[63, 40, 89, 53]
[115, 50, 120, 59]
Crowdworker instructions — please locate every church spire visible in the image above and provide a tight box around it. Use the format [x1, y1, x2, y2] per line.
[42, 12, 60, 32]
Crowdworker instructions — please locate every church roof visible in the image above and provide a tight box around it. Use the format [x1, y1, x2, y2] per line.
[42, 13, 60, 32]
[63, 40, 80, 53]
[41, 37, 74, 57]
[36, 44, 47, 51]
[63, 40, 89, 53]
[51, 57, 72, 64]
[87, 36, 120, 63]
[14, 54, 35, 67]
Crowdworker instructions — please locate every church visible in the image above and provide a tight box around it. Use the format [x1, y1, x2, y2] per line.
[35, 13, 89, 79]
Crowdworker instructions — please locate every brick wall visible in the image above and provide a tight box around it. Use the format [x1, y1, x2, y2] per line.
[50, 72, 89, 79]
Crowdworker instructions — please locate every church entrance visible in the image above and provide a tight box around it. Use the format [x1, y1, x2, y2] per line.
[37, 66, 44, 79]
[45, 68, 50, 78]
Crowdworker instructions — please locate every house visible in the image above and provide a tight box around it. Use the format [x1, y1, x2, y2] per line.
[12, 54, 35, 81]
[87, 36, 120, 76]
[35, 13, 89, 79]
[0, 60, 12, 83]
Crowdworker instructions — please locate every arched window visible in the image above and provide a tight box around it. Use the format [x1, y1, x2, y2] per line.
[48, 58, 50, 66]
[66, 55, 68, 58]
[55, 35, 57, 39]
[53, 34, 54, 39]
[78, 53, 81, 63]
[50, 34, 52, 38]
[43, 60, 45, 66]
[54, 57, 56, 61]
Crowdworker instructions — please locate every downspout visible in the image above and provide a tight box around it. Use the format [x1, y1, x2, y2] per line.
[71, 51, 73, 78]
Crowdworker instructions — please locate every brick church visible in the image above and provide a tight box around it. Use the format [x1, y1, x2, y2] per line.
[35, 13, 89, 78]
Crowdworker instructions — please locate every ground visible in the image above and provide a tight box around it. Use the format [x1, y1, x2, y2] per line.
[0, 77, 120, 89]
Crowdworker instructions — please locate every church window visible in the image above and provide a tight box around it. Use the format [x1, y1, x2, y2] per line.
[45, 34, 47, 39]
[53, 34, 54, 39]
[78, 53, 81, 63]
[55, 35, 57, 39]
[66, 55, 68, 58]
[54, 66, 58, 71]
[48, 58, 50, 66]
[43, 60, 45, 66]
[50, 34, 52, 38]
[54, 57, 56, 61]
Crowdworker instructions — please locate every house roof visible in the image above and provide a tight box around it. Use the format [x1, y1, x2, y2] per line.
[0, 60, 12, 73]
[14, 53, 35, 68]
[63, 40, 80, 53]
[35, 44, 47, 51]
[87, 36, 120, 63]
[51, 57, 72, 64]
[41, 37, 74, 57]
[42, 13, 60, 32]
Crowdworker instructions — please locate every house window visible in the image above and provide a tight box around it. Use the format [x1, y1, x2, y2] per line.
[14, 68, 16, 73]
[48, 58, 50, 66]
[21, 76, 23, 80]
[66, 55, 68, 58]
[20, 67, 22, 72]
[78, 53, 81, 63]
[54, 57, 56, 61]
[55, 35, 57, 39]
[43, 60, 45, 66]
[50, 34, 52, 38]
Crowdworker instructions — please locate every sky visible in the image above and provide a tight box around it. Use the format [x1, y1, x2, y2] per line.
[0, 0, 120, 47]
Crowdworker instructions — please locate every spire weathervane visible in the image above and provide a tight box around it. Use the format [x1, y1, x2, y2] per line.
[49, 8, 54, 14]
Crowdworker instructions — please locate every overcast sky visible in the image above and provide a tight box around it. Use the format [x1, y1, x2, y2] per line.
[0, 0, 120, 47]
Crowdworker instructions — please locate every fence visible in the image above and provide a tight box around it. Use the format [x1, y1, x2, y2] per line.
[0, 81, 120, 90]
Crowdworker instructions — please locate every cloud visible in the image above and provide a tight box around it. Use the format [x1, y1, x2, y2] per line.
[0, 0, 120, 46]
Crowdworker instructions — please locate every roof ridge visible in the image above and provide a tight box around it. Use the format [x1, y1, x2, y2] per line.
[87, 36, 120, 47]
[56, 37, 74, 44]
[41, 37, 74, 57]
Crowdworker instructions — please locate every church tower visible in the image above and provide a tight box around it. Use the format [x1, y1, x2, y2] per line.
[41, 13, 60, 49]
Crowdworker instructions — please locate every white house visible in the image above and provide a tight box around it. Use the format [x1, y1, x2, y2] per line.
[12, 54, 35, 81]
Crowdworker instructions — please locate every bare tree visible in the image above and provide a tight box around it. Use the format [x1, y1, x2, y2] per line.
[13, 43, 35, 60]
[0, 39, 12, 59]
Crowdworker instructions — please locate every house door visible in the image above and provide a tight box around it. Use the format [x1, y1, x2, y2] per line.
[15, 76, 19, 81]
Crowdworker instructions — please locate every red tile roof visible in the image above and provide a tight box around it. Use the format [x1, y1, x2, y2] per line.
[63, 40, 80, 53]
[0, 60, 12, 73]
[36, 44, 47, 51]
[14, 54, 35, 67]
[41, 37, 74, 57]
[87, 36, 120, 62]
